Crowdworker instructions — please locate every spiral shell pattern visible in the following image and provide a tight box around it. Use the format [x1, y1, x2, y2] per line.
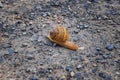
[50, 26, 68, 42]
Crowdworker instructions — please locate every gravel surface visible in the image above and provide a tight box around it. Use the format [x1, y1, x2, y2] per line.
[0, 0, 120, 80]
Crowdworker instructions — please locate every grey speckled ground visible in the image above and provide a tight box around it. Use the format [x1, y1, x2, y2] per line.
[0, 0, 120, 80]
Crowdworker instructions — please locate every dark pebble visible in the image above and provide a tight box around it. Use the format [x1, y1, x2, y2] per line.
[3, 43, 11, 48]
[41, 12, 50, 17]
[106, 10, 116, 15]
[105, 75, 112, 80]
[14, 50, 18, 53]
[44, 40, 53, 46]
[89, 0, 98, 2]
[12, 62, 18, 67]
[96, 47, 101, 51]
[92, 67, 98, 73]
[7, 48, 15, 54]
[102, 54, 108, 59]
[0, 57, 4, 63]
[102, 54, 112, 59]
[106, 43, 114, 51]
[47, 67, 53, 73]
[108, 54, 112, 59]
[48, 76, 54, 80]
[78, 24, 89, 29]
[74, 73, 82, 80]
[30, 77, 38, 80]
[98, 72, 106, 78]
[89, 0, 95, 2]
[50, 1, 62, 7]
[26, 54, 34, 60]
[34, 4, 42, 11]
[87, 54, 95, 57]
[97, 60, 107, 63]
[98, 52, 103, 55]
[0, 21, 4, 30]
[39, 69, 47, 77]
[83, 2, 90, 9]
[65, 66, 72, 72]
[94, 52, 99, 55]
[74, 29, 79, 34]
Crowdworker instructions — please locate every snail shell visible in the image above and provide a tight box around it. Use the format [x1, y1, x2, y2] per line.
[50, 26, 68, 42]
[48, 26, 78, 50]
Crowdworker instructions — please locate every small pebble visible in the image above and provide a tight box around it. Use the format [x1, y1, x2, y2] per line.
[21, 27, 26, 31]
[3, 32, 9, 37]
[7, 48, 15, 54]
[84, 24, 89, 28]
[70, 71, 75, 77]
[39, 69, 47, 77]
[102, 54, 108, 59]
[106, 10, 116, 15]
[48, 76, 54, 80]
[26, 54, 34, 60]
[96, 47, 101, 51]
[60, 75, 66, 80]
[22, 32, 27, 35]
[78, 24, 89, 29]
[93, 63, 97, 67]
[98, 52, 103, 55]
[79, 56, 84, 61]
[116, 72, 120, 75]
[22, 43, 28, 47]
[76, 65, 82, 70]
[74, 29, 79, 34]
[79, 25, 84, 29]
[3, 43, 11, 48]
[65, 66, 72, 72]
[41, 12, 50, 17]
[30, 77, 38, 80]
[94, 52, 99, 55]
[47, 67, 53, 73]
[106, 43, 114, 51]
[7, 78, 15, 80]
[105, 75, 112, 80]
[74, 73, 82, 80]
[89, 0, 98, 2]
[0, 21, 3, 30]
[14, 50, 18, 53]
[33, 34, 39, 41]
[0, 57, 4, 63]
[103, 54, 113, 59]
[0, 2, 3, 8]
[98, 72, 106, 78]
[83, 2, 90, 9]
[92, 67, 98, 73]
[26, 67, 37, 73]
[73, 35, 81, 41]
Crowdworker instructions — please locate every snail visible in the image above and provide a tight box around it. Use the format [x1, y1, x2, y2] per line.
[47, 26, 79, 50]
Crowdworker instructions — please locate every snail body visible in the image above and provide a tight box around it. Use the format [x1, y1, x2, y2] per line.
[48, 26, 78, 50]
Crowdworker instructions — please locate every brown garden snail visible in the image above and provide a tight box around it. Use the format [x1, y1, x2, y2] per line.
[47, 26, 78, 50]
